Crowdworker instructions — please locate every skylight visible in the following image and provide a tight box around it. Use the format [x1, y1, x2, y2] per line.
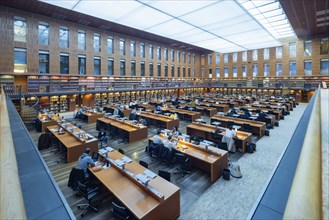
[40, 0, 295, 53]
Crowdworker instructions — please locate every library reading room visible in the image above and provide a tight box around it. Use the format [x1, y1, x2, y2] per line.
[0, 0, 328, 220]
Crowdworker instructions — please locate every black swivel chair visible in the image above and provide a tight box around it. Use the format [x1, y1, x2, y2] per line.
[118, 148, 125, 155]
[242, 123, 252, 132]
[227, 121, 235, 128]
[77, 181, 100, 217]
[173, 152, 191, 177]
[218, 142, 228, 151]
[139, 160, 148, 168]
[68, 167, 86, 191]
[111, 201, 131, 220]
[158, 170, 171, 182]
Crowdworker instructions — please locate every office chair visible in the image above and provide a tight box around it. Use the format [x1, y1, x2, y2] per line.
[173, 152, 191, 177]
[111, 201, 131, 220]
[77, 181, 100, 217]
[211, 131, 222, 144]
[139, 160, 149, 168]
[91, 152, 99, 162]
[158, 170, 171, 182]
[218, 142, 228, 151]
[242, 123, 252, 132]
[68, 167, 86, 191]
[118, 148, 125, 155]
[227, 121, 234, 128]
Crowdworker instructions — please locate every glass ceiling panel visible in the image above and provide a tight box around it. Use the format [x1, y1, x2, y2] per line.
[145, 19, 196, 37]
[257, 2, 280, 13]
[40, 0, 79, 9]
[251, 0, 275, 7]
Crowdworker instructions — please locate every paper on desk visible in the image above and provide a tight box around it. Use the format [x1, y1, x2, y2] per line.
[105, 146, 114, 152]
[99, 149, 107, 155]
[144, 169, 157, 179]
[121, 156, 132, 164]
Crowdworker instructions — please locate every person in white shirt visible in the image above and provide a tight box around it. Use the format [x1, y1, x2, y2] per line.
[153, 130, 164, 145]
[170, 126, 181, 136]
[163, 136, 176, 151]
[222, 126, 237, 152]
[225, 126, 237, 138]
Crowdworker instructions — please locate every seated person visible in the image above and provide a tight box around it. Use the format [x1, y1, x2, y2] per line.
[257, 111, 267, 122]
[156, 105, 162, 111]
[222, 126, 237, 152]
[153, 130, 164, 145]
[148, 130, 164, 156]
[113, 106, 121, 116]
[129, 108, 137, 120]
[229, 108, 237, 115]
[139, 117, 148, 126]
[76, 148, 95, 178]
[170, 126, 181, 136]
[170, 112, 178, 119]
[97, 130, 107, 143]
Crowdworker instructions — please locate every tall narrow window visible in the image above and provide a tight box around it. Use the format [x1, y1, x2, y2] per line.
[94, 33, 101, 52]
[14, 48, 27, 73]
[264, 63, 270, 77]
[130, 41, 136, 57]
[233, 66, 237, 77]
[208, 68, 212, 78]
[183, 67, 186, 77]
[320, 59, 329, 75]
[208, 54, 212, 64]
[107, 37, 113, 54]
[242, 65, 247, 77]
[289, 61, 296, 76]
[177, 51, 180, 62]
[224, 66, 228, 78]
[140, 43, 145, 58]
[157, 47, 161, 60]
[60, 53, 69, 74]
[182, 52, 186, 63]
[164, 48, 168, 61]
[94, 57, 101, 75]
[201, 68, 205, 78]
[304, 60, 312, 76]
[264, 48, 269, 60]
[252, 50, 258, 61]
[276, 46, 282, 59]
[216, 53, 220, 64]
[78, 30, 86, 50]
[188, 53, 191, 64]
[304, 41, 312, 56]
[120, 39, 125, 55]
[164, 65, 168, 77]
[171, 65, 175, 77]
[188, 67, 191, 77]
[320, 38, 329, 54]
[177, 66, 180, 77]
[39, 51, 49, 73]
[157, 64, 161, 76]
[38, 22, 49, 45]
[233, 52, 237, 62]
[120, 60, 126, 76]
[289, 42, 296, 58]
[140, 62, 145, 76]
[216, 67, 220, 78]
[149, 63, 154, 76]
[242, 51, 247, 62]
[252, 64, 258, 77]
[192, 67, 195, 77]
[276, 62, 282, 76]
[108, 59, 114, 76]
[171, 50, 174, 62]
[14, 16, 27, 42]
[78, 55, 86, 75]
[201, 55, 205, 65]
[149, 45, 153, 59]
[59, 26, 69, 48]
[192, 54, 195, 64]
[224, 53, 228, 63]
[131, 61, 136, 76]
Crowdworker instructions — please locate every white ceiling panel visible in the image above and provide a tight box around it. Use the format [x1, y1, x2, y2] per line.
[41, 0, 79, 9]
[145, 19, 195, 37]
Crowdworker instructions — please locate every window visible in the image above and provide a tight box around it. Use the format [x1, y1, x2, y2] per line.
[131, 61, 136, 76]
[171, 65, 175, 77]
[264, 48, 269, 60]
[188, 67, 191, 77]
[120, 39, 125, 55]
[224, 66, 228, 78]
[14, 16, 27, 42]
[59, 26, 69, 48]
[94, 57, 101, 75]
[157, 47, 161, 60]
[39, 51, 49, 73]
[38, 22, 49, 45]
[14, 48, 27, 73]
[107, 37, 113, 54]
[182, 52, 186, 63]
[289, 61, 296, 76]
[201, 55, 205, 65]
[320, 38, 329, 54]
[242, 65, 247, 77]
[78, 30, 86, 50]
[208, 54, 212, 64]
[78, 56, 86, 75]
[157, 64, 161, 76]
[264, 63, 270, 77]
[208, 68, 212, 78]
[320, 59, 329, 75]
[183, 67, 186, 77]
[120, 60, 125, 76]
[252, 64, 258, 77]
[233, 52, 237, 62]
[177, 51, 180, 62]
[276, 62, 282, 76]
[164, 65, 168, 77]
[289, 42, 296, 58]
[201, 68, 205, 78]
[252, 50, 258, 61]
[233, 66, 237, 77]
[149, 63, 154, 76]
[276, 46, 282, 59]
[192, 67, 195, 77]
[130, 41, 136, 57]
[60, 53, 69, 74]
[304, 41, 312, 56]
[164, 48, 168, 61]
[192, 54, 195, 64]
[108, 59, 113, 76]
[304, 60, 312, 76]
[140, 43, 145, 58]
[140, 62, 145, 76]
[242, 51, 247, 62]
[188, 53, 191, 64]
[171, 50, 175, 62]
[216, 53, 220, 64]
[177, 66, 180, 77]
[216, 67, 220, 78]
[149, 45, 153, 59]
[94, 33, 101, 52]
[224, 53, 228, 63]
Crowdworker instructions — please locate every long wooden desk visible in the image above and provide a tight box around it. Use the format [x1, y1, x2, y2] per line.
[211, 115, 266, 137]
[186, 122, 252, 153]
[200, 103, 229, 113]
[149, 136, 228, 183]
[37, 114, 61, 132]
[195, 106, 217, 117]
[242, 106, 282, 121]
[137, 112, 179, 129]
[103, 106, 132, 117]
[97, 117, 147, 143]
[162, 107, 201, 122]
[82, 111, 103, 124]
[91, 150, 180, 220]
[47, 124, 98, 163]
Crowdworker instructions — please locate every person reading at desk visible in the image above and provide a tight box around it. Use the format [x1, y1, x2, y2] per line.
[113, 106, 121, 116]
[139, 117, 148, 126]
[77, 148, 95, 178]
[222, 126, 237, 153]
[170, 126, 181, 136]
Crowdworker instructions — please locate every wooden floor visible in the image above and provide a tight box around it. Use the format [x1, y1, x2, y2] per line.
[29, 115, 259, 220]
